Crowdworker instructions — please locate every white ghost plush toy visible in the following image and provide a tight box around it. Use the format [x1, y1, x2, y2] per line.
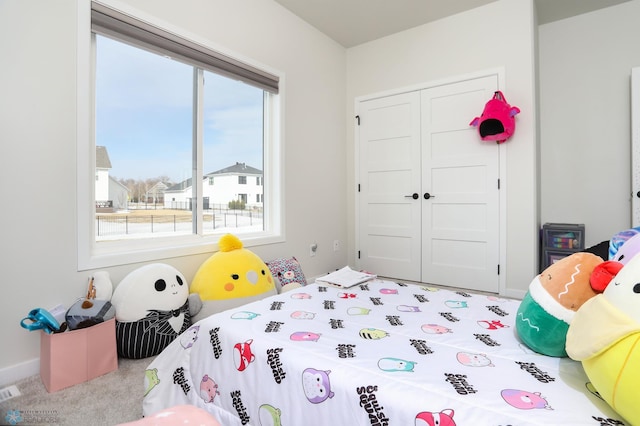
[111, 263, 195, 359]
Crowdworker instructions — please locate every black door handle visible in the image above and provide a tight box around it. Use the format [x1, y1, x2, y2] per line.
[424, 193, 435, 200]
[637, 191, 640, 198]
[404, 193, 419, 200]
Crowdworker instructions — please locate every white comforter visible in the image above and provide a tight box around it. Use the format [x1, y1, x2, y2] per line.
[143, 279, 622, 425]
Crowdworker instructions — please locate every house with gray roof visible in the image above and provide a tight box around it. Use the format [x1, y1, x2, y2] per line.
[164, 162, 263, 210]
[96, 146, 129, 212]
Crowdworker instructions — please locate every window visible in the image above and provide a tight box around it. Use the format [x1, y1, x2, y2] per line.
[77, 1, 283, 269]
[256, 177, 261, 185]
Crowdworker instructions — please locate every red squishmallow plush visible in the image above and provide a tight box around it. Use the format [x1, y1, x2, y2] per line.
[470, 91, 520, 143]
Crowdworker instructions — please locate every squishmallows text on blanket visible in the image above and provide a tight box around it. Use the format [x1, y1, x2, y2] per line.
[111, 263, 199, 359]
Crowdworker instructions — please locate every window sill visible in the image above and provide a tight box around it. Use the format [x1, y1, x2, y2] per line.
[77, 232, 284, 271]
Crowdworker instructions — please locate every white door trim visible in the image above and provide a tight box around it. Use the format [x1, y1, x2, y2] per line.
[355, 67, 507, 295]
[632, 67, 640, 227]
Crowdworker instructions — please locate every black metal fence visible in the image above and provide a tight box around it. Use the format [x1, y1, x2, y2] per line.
[95, 209, 263, 237]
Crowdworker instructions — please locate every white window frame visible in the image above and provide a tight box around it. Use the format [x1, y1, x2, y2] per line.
[76, 0, 284, 271]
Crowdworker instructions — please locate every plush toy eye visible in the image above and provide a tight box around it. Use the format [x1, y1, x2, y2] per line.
[155, 279, 167, 292]
[634, 283, 640, 293]
[176, 275, 184, 286]
[261, 269, 267, 276]
[231, 274, 240, 280]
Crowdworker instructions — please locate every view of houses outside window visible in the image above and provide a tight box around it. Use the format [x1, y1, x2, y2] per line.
[94, 35, 265, 241]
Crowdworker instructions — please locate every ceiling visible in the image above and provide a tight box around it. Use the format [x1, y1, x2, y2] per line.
[272, 0, 631, 48]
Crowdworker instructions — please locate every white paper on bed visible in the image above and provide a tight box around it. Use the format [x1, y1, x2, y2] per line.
[315, 266, 376, 288]
[143, 279, 624, 426]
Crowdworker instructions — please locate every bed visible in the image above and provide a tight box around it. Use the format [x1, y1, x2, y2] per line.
[142, 278, 625, 425]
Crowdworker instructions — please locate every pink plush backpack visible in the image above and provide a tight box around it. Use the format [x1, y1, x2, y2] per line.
[470, 91, 520, 143]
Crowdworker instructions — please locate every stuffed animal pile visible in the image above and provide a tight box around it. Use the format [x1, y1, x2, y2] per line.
[94, 234, 286, 358]
[515, 227, 640, 425]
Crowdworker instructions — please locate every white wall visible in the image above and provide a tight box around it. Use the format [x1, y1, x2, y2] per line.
[346, 0, 539, 298]
[0, 0, 347, 382]
[539, 0, 640, 246]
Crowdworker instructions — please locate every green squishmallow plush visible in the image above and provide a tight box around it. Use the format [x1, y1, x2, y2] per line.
[516, 252, 603, 357]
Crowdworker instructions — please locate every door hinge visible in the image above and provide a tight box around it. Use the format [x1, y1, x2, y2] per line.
[358, 184, 361, 192]
[497, 179, 500, 190]
[355, 115, 360, 125]
[497, 264, 500, 275]
[358, 250, 361, 259]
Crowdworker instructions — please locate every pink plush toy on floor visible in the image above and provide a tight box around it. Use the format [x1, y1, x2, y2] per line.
[118, 405, 221, 426]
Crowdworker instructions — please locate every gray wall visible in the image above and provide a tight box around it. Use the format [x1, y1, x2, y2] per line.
[539, 0, 640, 246]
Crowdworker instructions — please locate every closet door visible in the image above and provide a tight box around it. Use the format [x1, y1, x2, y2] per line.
[357, 74, 501, 292]
[420, 76, 500, 293]
[357, 92, 422, 281]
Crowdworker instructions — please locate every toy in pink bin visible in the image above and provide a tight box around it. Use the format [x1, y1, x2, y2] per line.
[469, 91, 520, 144]
[117, 405, 221, 426]
[566, 251, 640, 425]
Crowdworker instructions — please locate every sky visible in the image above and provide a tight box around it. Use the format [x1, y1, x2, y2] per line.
[95, 35, 263, 184]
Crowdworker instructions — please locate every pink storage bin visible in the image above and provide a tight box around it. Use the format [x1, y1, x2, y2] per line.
[40, 318, 118, 392]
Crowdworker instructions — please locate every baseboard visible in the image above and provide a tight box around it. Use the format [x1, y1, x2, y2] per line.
[504, 288, 526, 300]
[0, 357, 39, 387]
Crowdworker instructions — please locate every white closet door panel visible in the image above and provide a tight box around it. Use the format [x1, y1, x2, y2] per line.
[421, 75, 500, 293]
[358, 92, 422, 281]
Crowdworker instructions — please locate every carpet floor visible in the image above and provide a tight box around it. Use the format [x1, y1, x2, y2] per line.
[0, 357, 153, 426]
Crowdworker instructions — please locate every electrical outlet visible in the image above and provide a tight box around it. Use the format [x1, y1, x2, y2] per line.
[310, 243, 318, 257]
[333, 240, 340, 251]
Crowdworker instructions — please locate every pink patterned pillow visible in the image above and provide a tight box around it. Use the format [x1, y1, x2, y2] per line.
[266, 257, 307, 289]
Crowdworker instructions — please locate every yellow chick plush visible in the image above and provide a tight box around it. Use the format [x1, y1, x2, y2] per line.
[190, 234, 276, 321]
[566, 251, 640, 425]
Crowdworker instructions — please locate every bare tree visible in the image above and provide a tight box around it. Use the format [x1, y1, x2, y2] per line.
[115, 176, 172, 205]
